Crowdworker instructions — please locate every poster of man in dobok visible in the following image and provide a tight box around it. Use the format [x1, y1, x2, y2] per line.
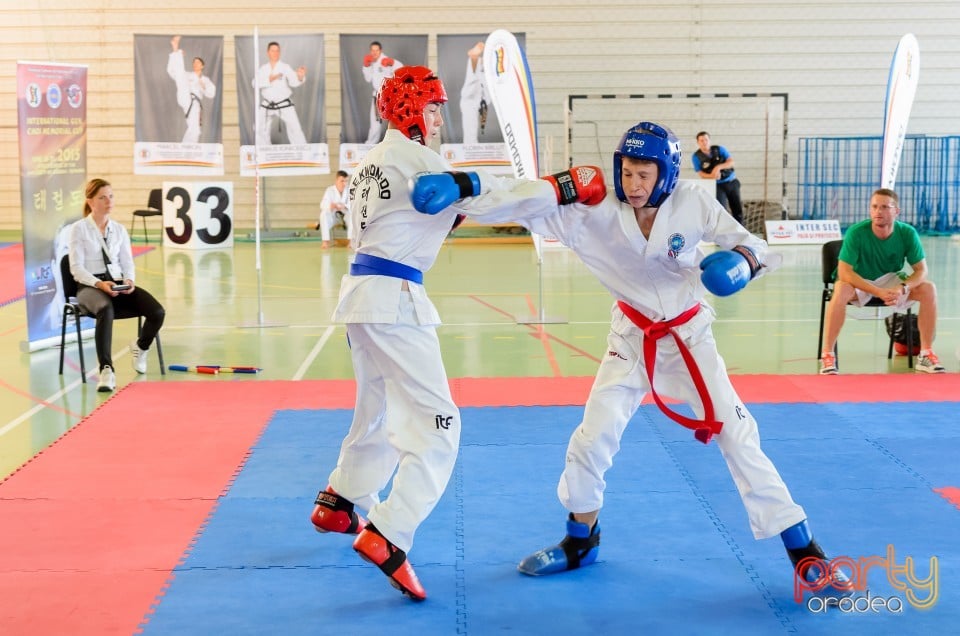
[337, 34, 427, 172]
[235, 33, 329, 176]
[133, 34, 224, 175]
[436, 33, 524, 175]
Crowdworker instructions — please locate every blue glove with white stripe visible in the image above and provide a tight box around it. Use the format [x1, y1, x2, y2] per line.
[410, 171, 482, 215]
[699, 246, 760, 296]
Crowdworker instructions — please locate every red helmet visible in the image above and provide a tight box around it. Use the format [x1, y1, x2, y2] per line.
[376, 66, 447, 145]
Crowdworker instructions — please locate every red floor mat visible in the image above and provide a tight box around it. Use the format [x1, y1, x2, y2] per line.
[0, 243, 28, 307]
[450, 373, 960, 406]
[935, 486, 960, 511]
[0, 381, 315, 636]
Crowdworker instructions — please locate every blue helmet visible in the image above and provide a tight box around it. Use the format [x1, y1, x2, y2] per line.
[613, 122, 682, 207]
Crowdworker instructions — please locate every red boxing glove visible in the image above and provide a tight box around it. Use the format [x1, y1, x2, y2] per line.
[363, 54, 375, 67]
[381, 56, 395, 67]
[543, 166, 606, 205]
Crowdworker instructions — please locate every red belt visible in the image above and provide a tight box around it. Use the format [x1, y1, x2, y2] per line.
[616, 301, 723, 444]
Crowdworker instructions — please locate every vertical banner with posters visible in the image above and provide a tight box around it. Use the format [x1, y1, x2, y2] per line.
[437, 33, 523, 175]
[236, 33, 328, 176]
[17, 61, 88, 350]
[338, 34, 428, 171]
[133, 34, 224, 175]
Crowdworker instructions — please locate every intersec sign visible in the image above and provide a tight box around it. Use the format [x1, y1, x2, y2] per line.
[765, 219, 842, 245]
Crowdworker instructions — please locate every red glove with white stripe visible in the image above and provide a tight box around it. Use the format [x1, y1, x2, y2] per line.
[542, 166, 606, 205]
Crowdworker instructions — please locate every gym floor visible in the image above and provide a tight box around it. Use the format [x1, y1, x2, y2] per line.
[2, 230, 959, 480]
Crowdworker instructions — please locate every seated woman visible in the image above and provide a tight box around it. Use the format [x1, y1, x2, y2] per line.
[68, 178, 166, 392]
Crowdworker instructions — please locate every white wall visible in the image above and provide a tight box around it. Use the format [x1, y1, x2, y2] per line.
[1, 0, 958, 229]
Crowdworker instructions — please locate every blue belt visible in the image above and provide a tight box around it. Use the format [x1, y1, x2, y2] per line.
[350, 253, 423, 284]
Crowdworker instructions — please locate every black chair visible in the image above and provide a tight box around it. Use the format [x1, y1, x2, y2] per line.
[58, 254, 165, 382]
[817, 239, 913, 369]
[131, 188, 163, 243]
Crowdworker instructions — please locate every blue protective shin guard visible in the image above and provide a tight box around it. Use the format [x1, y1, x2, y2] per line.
[517, 514, 600, 576]
[780, 519, 813, 549]
[781, 520, 854, 598]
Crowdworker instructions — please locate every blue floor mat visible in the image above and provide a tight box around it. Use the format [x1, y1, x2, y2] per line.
[140, 402, 960, 635]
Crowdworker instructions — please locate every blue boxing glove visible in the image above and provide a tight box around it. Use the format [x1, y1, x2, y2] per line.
[410, 171, 481, 215]
[699, 246, 761, 296]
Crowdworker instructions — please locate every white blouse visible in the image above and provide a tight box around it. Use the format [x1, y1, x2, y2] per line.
[68, 215, 135, 288]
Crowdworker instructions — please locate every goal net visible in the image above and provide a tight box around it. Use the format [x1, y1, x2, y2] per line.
[564, 93, 788, 233]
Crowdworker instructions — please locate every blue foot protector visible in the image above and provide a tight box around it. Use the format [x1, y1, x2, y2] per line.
[782, 520, 854, 598]
[518, 514, 600, 576]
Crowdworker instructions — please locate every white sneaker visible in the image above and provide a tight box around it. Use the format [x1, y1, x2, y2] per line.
[916, 352, 946, 374]
[97, 366, 116, 392]
[819, 352, 838, 375]
[131, 340, 148, 374]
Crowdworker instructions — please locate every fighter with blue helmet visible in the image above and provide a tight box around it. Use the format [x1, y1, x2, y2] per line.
[411, 121, 853, 598]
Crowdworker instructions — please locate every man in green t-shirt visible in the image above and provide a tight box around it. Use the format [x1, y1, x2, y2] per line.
[820, 188, 944, 374]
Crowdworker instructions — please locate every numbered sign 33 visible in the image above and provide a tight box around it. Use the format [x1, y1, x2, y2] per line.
[162, 182, 234, 249]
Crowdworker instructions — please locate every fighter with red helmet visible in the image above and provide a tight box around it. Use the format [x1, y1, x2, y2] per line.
[309, 66, 605, 601]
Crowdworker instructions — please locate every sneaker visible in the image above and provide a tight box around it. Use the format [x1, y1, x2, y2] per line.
[353, 524, 426, 601]
[819, 352, 838, 375]
[310, 487, 367, 534]
[97, 366, 116, 392]
[916, 352, 946, 374]
[130, 340, 148, 374]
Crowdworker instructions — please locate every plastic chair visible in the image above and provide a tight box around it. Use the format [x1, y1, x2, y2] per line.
[817, 239, 913, 370]
[131, 188, 163, 243]
[58, 254, 165, 382]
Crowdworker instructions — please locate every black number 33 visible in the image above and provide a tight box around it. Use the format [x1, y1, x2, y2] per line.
[164, 186, 232, 245]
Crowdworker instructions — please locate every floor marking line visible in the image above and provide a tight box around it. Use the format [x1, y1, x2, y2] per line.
[293, 325, 336, 381]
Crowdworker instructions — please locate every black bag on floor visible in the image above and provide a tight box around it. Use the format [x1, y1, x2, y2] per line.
[885, 313, 919, 345]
